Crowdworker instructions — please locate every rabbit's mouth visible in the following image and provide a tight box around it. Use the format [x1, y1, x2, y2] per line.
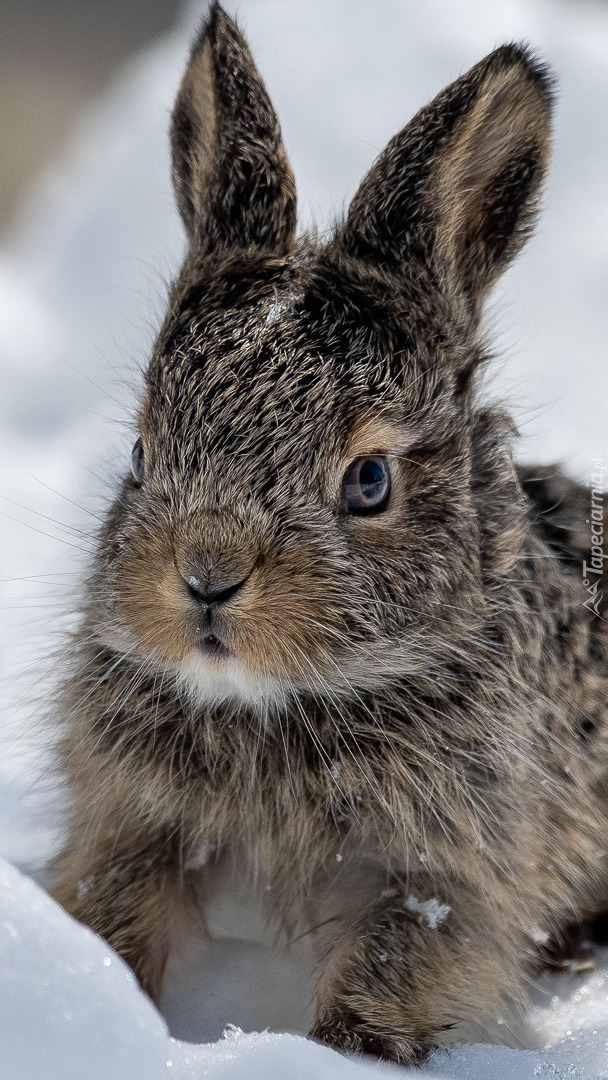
[198, 632, 231, 660]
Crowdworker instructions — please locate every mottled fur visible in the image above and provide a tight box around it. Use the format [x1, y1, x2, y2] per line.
[49, 4, 608, 1064]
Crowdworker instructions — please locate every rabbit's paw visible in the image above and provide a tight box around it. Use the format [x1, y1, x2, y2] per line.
[310, 1010, 428, 1065]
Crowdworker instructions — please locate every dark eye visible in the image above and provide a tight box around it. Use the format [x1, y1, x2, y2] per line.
[131, 437, 144, 485]
[343, 456, 390, 514]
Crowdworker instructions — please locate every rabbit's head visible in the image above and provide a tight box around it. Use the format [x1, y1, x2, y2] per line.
[92, 5, 553, 708]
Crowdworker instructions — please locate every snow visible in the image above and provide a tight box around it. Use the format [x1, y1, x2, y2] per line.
[0, 856, 402, 1080]
[530, 929, 552, 947]
[0, 0, 607, 1077]
[2, 855, 608, 1080]
[184, 839, 214, 872]
[404, 895, 452, 930]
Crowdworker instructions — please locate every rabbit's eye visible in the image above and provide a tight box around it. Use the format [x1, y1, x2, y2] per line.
[131, 438, 144, 486]
[343, 456, 390, 514]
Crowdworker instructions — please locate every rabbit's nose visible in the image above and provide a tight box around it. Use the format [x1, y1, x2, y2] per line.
[185, 573, 247, 610]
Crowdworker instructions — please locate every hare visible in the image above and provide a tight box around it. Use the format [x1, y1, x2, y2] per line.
[49, 3, 608, 1064]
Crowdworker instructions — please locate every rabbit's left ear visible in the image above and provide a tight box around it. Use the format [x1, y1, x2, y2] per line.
[171, 3, 296, 255]
[335, 45, 553, 316]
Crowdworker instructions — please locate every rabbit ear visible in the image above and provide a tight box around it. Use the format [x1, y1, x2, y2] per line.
[170, 3, 296, 254]
[336, 45, 553, 314]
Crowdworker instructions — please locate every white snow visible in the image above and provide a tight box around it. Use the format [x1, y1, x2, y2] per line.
[3, 855, 608, 1080]
[404, 895, 451, 930]
[530, 928, 552, 947]
[0, 0, 607, 1077]
[184, 839, 214, 872]
[0, 856, 405, 1080]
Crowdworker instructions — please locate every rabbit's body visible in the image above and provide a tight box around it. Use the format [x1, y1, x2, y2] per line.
[49, 4, 608, 1063]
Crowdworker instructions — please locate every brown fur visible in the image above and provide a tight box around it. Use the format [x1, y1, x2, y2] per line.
[48, 4, 608, 1064]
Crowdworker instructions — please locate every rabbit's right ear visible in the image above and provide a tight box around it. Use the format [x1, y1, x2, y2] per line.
[170, 3, 296, 255]
[334, 45, 553, 317]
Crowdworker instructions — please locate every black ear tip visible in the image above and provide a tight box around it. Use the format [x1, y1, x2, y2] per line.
[192, 1, 225, 51]
[489, 42, 557, 109]
[203, 0, 223, 26]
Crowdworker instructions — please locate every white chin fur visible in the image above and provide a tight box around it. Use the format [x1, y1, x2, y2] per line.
[179, 649, 286, 709]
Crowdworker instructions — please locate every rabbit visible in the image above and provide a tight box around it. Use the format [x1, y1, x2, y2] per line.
[48, 2, 608, 1065]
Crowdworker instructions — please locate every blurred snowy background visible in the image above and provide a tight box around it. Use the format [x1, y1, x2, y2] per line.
[0, 1, 607, 1078]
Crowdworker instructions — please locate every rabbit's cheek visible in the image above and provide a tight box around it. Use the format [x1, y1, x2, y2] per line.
[109, 554, 202, 665]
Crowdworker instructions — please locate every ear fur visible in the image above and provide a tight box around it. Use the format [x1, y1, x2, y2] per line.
[336, 45, 554, 314]
[170, 2, 297, 255]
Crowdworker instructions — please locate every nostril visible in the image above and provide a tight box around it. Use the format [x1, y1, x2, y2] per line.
[185, 575, 247, 609]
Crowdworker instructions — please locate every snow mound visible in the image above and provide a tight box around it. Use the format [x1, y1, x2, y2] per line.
[0, 857, 403, 1080]
[3, 856, 607, 1080]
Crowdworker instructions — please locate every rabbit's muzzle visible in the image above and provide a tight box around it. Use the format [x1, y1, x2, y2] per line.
[183, 571, 249, 661]
[100, 493, 360, 707]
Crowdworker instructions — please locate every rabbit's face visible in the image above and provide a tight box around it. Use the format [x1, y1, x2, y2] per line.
[92, 10, 552, 709]
[96, 253, 484, 707]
